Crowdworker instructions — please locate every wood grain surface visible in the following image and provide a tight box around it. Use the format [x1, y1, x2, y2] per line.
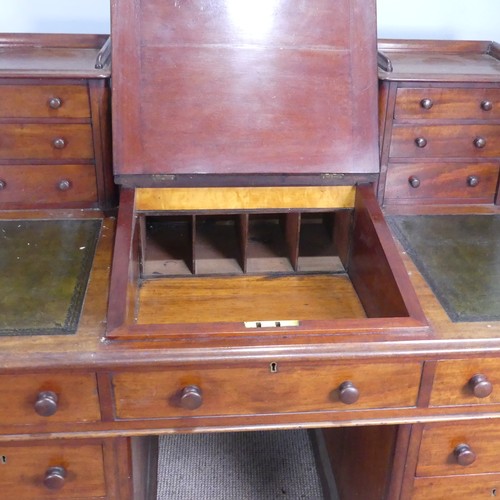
[137, 274, 365, 325]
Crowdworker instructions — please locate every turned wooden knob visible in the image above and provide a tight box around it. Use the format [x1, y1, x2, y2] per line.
[57, 179, 72, 191]
[420, 98, 433, 110]
[454, 444, 476, 466]
[467, 175, 480, 187]
[415, 137, 427, 148]
[469, 374, 493, 398]
[473, 137, 486, 149]
[52, 137, 66, 149]
[408, 175, 421, 188]
[43, 466, 67, 490]
[34, 391, 59, 417]
[180, 385, 203, 410]
[338, 381, 360, 405]
[48, 97, 62, 109]
[480, 100, 493, 111]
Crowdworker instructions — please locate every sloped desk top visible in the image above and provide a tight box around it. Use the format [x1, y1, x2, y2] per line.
[111, 0, 379, 183]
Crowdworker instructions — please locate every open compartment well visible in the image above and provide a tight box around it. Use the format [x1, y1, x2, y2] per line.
[107, 185, 429, 341]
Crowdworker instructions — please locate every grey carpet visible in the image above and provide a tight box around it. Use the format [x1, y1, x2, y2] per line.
[157, 430, 325, 499]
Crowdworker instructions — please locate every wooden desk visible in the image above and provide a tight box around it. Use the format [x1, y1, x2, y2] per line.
[1, 25, 500, 500]
[1, 203, 500, 499]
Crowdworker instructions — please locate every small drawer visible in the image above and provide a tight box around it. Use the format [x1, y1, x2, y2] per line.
[394, 87, 500, 121]
[384, 162, 499, 204]
[0, 373, 100, 427]
[0, 441, 106, 498]
[430, 358, 500, 407]
[412, 474, 500, 500]
[0, 84, 90, 119]
[0, 164, 98, 206]
[417, 420, 500, 477]
[112, 361, 422, 419]
[390, 124, 500, 159]
[0, 123, 94, 160]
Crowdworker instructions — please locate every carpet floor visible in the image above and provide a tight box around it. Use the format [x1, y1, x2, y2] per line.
[157, 430, 327, 499]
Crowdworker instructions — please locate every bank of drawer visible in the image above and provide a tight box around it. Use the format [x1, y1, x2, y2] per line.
[0, 373, 100, 427]
[112, 361, 422, 419]
[0, 164, 98, 205]
[0, 441, 106, 498]
[430, 358, 500, 407]
[394, 87, 500, 121]
[417, 420, 500, 477]
[384, 162, 499, 203]
[389, 124, 500, 158]
[411, 474, 500, 500]
[0, 123, 94, 160]
[0, 84, 90, 119]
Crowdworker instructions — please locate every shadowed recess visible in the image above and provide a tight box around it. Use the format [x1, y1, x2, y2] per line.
[388, 214, 500, 322]
[0, 219, 101, 335]
[157, 430, 326, 500]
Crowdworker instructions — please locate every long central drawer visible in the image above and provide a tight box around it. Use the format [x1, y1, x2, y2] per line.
[111, 361, 422, 420]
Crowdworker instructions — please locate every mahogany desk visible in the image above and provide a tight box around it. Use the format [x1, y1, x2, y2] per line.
[0, 29, 500, 500]
[1, 204, 500, 499]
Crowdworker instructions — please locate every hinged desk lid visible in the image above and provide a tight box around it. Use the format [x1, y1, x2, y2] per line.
[111, 0, 379, 185]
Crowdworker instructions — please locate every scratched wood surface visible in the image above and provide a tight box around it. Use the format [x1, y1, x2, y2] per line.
[137, 274, 366, 325]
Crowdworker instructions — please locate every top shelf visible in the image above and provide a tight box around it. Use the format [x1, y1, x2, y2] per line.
[0, 33, 111, 78]
[378, 39, 500, 83]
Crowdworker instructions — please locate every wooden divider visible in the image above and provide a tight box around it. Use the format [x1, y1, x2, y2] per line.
[140, 210, 347, 277]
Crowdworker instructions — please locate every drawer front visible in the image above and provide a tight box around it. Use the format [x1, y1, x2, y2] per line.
[0, 84, 90, 119]
[390, 125, 500, 159]
[0, 164, 98, 205]
[0, 124, 94, 160]
[430, 358, 500, 407]
[384, 162, 499, 203]
[0, 442, 106, 498]
[0, 373, 100, 426]
[412, 474, 500, 500]
[394, 87, 500, 121]
[112, 362, 422, 419]
[417, 420, 500, 477]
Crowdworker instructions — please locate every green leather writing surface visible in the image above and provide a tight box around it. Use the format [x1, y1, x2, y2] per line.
[0, 219, 101, 335]
[389, 215, 500, 322]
